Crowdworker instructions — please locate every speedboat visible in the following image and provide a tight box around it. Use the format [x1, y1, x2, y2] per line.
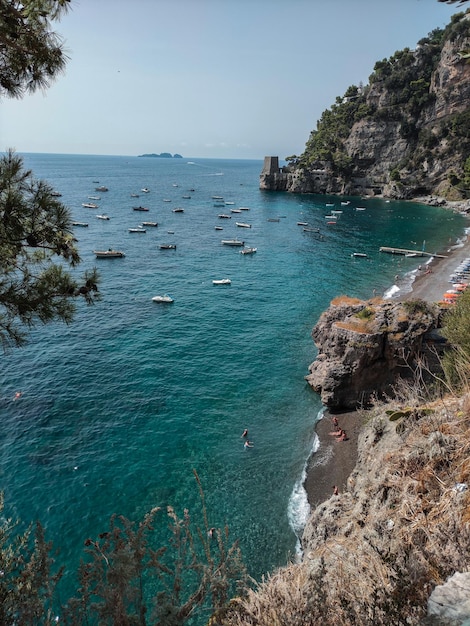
[129, 227, 146, 233]
[133, 206, 149, 211]
[96, 214, 110, 220]
[141, 221, 158, 227]
[95, 186, 108, 192]
[93, 249, 125, 258]
[212, 278, 231, 285]
[221, 239, 244, 246]
[172, 207, 184, 213]
[82, 202, 98, 208]
[236, 222, 251, 228]
[152, 294, 174, 303]
[240, 247, 257, 255]
[160, 244, 176, 249]
[352, 252, 368, 258]
[141, 188, 150, 193]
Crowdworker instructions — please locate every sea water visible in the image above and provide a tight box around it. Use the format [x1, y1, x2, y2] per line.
[0, 154, 466, 602]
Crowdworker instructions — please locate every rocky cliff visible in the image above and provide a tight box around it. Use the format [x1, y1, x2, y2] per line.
[260, 11, 470, 200]
[304, 296, 442, 411]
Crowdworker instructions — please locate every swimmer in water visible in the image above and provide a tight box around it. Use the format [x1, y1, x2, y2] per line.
[241, 429, 248, 438]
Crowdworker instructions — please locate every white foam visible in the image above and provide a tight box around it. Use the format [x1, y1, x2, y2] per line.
[383, 284, 400, 299]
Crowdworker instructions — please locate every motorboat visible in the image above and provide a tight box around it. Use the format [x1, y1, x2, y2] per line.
[152, 294, 174, 303]
[82, 202, 98, 208]
[212, 278, 231, 285]
[160, 244, 176, 249]
[221, 239, 244, 246]
[95, 186, 108, 192]
[141, 188, 150, 193]
[182, 195, 191, 199]
[93, 249, 125, 258]
[239, 207, 250, 211]
[72, 221, 89, 227]
[297, 222, 308, 226]
[133, 206, 149, 211]
[352, 252, 368, 258]
[141, 221, 158, 227]
[129, 227, 146, 232]
[215, 226, 223, 230]
[236, 222, 251, 228]
[96, 214, 110, 220]
[212, 195, 224, 200]
[230, 209, 242, 213]
[172, 207, 184, 213]
[88, 196, 100, 200]
[218, 214, 231, 219]
[240, 247, 257, 255]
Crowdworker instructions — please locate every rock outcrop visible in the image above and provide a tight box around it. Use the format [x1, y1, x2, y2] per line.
[305, 297, 441, 410]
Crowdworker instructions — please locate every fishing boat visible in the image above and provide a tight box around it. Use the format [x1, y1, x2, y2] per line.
[152, 294, 174, 303]
[212, 278, 231, 285]
[141, 221, 158, 227]
[221, 239, 244, 246]
[236, 222, 251, 228]
[93, 249, 125, 258]
[129, 227, 146, 233]
[133, 206, 149, 211]
[159, 244, 176, 250]
[240, 247, 257, 255]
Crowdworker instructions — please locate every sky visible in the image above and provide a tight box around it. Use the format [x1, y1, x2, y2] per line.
[0, 0, 461, 160]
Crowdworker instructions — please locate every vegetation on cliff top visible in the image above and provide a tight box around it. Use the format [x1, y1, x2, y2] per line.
[287, 10, 470, 198]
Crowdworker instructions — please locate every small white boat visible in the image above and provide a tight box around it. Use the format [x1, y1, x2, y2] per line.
[182, 195, 191, 199]
[352, 252, 368, 258]
[231, 209, 242, 213]
[225, 201, 235, 205]
[326, 203, 334, 207]
[341, 201, 350, 206]
[95, 186, 108, 192]
[160, 243, 176, 249]
[88, 195, 100, 200]
[221, 239, 244, 246]
[215, 226, 223, 230]
[325, 215, 337, 220]
[133, 206, 149, 211]
[297, 222, 308, 226]
[236, 222, 251, 228]
[129, 227, 146, 233]
[141, 221, 158, 227]
[172, 207, 184, 213]
[152, 294, 174, 303]
[163, 198, 172, 202]
[212, 278, 231, 285]
[212, 195, 224, 200]
[218, 214, 231, 219]
[355, 207, 366, 211]
[331, 210, 343, 215]
[240, 247, 257, 255]
[141, 188, 150, 193]
[94, 249, 125, 258]
[130, 193, 140, 198]
[96, 214, 110, 220]
[82, 202, 98, 208]
[239, 207, 250, 211]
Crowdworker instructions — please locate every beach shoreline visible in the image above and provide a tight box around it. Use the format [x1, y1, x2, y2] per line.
[303, 220, 470, 509]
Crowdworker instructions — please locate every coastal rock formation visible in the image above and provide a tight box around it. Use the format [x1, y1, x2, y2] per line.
[305, 297, 440, 410]
[260, 11, 470, 200]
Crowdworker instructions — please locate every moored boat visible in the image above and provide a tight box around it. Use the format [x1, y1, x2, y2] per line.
[152, 294, 174, 303]
[240, 247, 257, 255]
[221, 238, 244, 246]
[129, 227, 146, 233]
[212, 278, 231, 285]
[82, 202, 98, 208]
[141, 221, 158, 227]
[236, 222, 251, 228]
[160, 243, 176, 250]
[133, 206, 149, 211]
[93, 249, 125, 258]
[96, 214, 110, 220]
[72, 221, 89, 227]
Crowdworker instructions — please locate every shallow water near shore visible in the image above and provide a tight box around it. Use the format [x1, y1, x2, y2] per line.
[0, 154, 467, 604]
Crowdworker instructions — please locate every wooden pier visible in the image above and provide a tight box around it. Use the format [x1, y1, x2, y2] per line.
[379, 246, 447, 258]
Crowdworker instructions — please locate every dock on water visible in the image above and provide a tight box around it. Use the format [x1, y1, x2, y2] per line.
[379, 246, 447, 258]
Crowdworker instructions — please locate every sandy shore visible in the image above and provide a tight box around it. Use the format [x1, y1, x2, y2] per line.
[304, 227, 470, 509]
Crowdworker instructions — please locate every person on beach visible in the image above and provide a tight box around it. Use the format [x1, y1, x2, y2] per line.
[333, 485, 339, 496]
[336, 429, 348, 442]
[244, 440, 254, 448]
[329, 428, 342, 437]
[331, 416, 339, 428]
[241, 429, 248, 438]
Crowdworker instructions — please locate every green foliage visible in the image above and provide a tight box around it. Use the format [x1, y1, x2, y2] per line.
[442, 288, 470, 387]
[0, 149, 100, 349]
[0, 0, 70, 98]
[355, 306, 374, 320]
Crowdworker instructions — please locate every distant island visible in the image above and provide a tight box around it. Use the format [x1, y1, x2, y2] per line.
[137, 153, 183, 159]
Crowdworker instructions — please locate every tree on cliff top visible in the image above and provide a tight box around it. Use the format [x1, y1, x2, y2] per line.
[0, 0, 70, 98]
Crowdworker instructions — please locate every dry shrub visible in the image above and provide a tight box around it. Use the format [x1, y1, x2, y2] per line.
[330, 295, 364, 306]
[334, 320, 375, 334]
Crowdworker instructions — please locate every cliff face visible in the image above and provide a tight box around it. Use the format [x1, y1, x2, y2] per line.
[305, 297, 441, 411]
[260, 13, 470, 200]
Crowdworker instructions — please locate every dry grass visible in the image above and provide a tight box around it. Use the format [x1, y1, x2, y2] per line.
[330, 295, 364, 306]
[218, 389, 470, 626]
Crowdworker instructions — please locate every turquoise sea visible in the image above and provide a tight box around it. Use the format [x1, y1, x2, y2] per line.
[0, 154, 467, 604]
